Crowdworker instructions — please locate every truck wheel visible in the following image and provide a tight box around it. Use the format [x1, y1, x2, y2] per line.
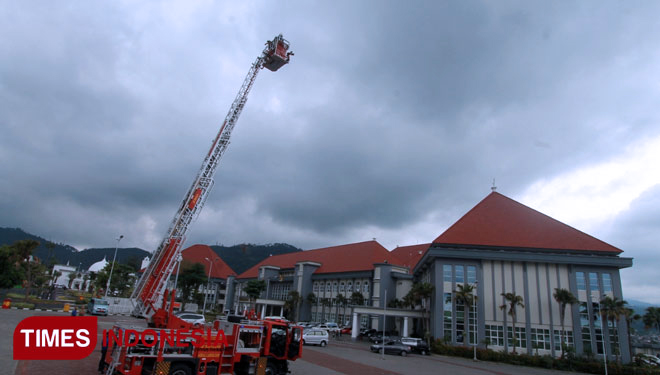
[264, 363, 277, 375]
[169, 363, 192, 375]
[320, 341, 327, 347]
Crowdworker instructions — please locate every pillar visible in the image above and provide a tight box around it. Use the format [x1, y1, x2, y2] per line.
[352, 312, 360, 341]
[403, 317, 409, 338]
[261, 304, 266, 318]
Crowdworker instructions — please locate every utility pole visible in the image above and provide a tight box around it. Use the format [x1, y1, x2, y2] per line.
[105, 235, 123, 298]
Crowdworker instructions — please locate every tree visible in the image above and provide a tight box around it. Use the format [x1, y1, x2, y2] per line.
[600, 296, 626, 363]
[243, 280, 266, 313]
[643, 307, 660, 333]
[12, 240, 43, 299]
[553, 288, 578, 358]
[285, 290, 302, 322]
[623, 307, 641, 358]
[500, 292, 525, 354]
[0, 245, 24, 288]
[336, 294, 347, 324]
[407, 282, 434, 346]
[178, 262, 207, 304]
[454, 283, 476, 345]
[350, 291, 365, 306]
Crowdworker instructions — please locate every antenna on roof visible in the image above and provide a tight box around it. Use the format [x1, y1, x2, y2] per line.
[491, 178, 497, 192]
[372, 237, 376, 241]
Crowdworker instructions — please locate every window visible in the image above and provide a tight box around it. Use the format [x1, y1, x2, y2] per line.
[455, 266, 464, 284]
[467, 266, 477, 284]
[485, 325, 504, 347]
[355, 281, 361, 292]
[579, 302, 591, 352]
[347, 281, 353, 293]
[339, 282, 345, 292]
[326, 282, 331, 292]
[363, 282, 369, 293]
[313, 282, 319, 293]
[443, 292, 452, 341]
[554, 329, 574, 351]
[507, 326, 526, 349]
[593, 302, 604, 354]
[333, 282, 338, 292]
[443, 264, 452, 282]
[530, 328, 551, 350]
[589, 272, 599, 292]
[602, 273, 612, 294]
[576, 272, 586, 291]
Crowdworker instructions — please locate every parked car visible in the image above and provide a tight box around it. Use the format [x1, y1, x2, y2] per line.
[361, 328, 378, 337]
[636, 354, 660, 367]
[87, 298, 109, 316]
[174, 312, 206, 326]
[369, 334, 400, 344]
[400, 337, 430, 355]
[340, 326, 352, 335]
[318, 322, 340, 334]
[370, 340, 412, 356]
[303, 329, 329, 347]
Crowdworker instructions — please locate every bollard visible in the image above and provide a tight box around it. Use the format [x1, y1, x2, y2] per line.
[2, 298, 10, 309]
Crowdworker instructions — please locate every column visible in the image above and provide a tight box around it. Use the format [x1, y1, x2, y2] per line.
[280, 306, 284, 316]
[352, 312, 360, 341]
[261, 304, 266, 318]
[403, 317, 409, 338]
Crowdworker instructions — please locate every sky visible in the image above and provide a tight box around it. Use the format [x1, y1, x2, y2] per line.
[1, 1, 659, 303]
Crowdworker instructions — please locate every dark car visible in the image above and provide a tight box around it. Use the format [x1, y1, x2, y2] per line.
[370, 340, 412, 357]
[369, 335, 400, 344]
[400, 337, 430, 355]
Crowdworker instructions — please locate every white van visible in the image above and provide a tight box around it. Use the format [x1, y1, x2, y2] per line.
[303, 329, 329, 347]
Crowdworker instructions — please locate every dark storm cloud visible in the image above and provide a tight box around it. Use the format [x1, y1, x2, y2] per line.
[1, 1, 660, 257]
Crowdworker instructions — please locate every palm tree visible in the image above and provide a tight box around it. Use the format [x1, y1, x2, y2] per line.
[336, 294, 347, 324]
[285, 290, 302, 322]
[643, 307, 660, 333]
[600, 296, 626, 363]
[553, 288, 578, 358]
[500, 292, 525, 354]
[350, 291, 365, 306]
[623, 307, 641, 358]
[454, 283, 476, 345]
[408, 282, 434, 346]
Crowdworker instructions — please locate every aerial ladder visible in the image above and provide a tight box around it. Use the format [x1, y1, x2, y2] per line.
[130, 34, 293, 325]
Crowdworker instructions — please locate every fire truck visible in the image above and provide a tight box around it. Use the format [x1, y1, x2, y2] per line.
[101, 34, 302, 375]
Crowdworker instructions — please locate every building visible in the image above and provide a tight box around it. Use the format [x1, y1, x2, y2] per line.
[223, 191, 633, 361]
[414, 191, 633, 361]
[172, 244, 236, 312]
[228, 241, 421, 332]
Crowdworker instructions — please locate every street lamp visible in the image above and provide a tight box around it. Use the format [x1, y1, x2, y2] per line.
[473, 280, 479, 361]
[202, 257, 217, 315]
[105, 235, 123, 298]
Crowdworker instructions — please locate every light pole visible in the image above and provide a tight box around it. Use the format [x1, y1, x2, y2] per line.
[202, 257, 217, 315]
[473, 280, 479, 361]
[382, 289, 387, 360]
[598, 301, 608, 375]
[105, 235, 123, 298]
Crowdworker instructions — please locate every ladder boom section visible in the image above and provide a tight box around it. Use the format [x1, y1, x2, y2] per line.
[131, 35, 292, 319]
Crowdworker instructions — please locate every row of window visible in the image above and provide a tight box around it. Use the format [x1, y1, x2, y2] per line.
[313, 280, 369, 294]
[484, 325, 574, 350]
[576, 271, 612, 293]
[443, 264, 477, 284]
[270, 283, 291, 301]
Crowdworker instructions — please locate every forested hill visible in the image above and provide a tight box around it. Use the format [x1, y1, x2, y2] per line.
[1, 227, 301, 274]
[210, 243, 302, 275]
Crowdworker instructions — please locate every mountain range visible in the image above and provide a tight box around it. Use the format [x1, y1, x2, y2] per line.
[0, 227, 300, 275]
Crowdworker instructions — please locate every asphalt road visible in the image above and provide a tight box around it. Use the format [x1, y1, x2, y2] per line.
[2, 309, 587, 375]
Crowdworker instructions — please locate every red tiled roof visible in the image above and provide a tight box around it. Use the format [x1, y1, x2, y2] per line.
[391, 243, 431, 269]
[180, 244, 236, 279]
[237, 240, 404, 279]
[433, 192, 622, 254]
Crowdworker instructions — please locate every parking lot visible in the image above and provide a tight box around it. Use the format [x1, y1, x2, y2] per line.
[3, 309, 586, 375]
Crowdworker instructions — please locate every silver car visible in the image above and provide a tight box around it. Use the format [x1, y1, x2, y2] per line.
[303, 329, 329, 347]
[175, 312, 206, 327]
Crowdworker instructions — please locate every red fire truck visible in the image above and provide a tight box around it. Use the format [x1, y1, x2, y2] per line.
[101, 34, 300, 375]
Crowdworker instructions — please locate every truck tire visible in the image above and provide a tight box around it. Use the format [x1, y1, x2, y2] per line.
[264, 363, 277, 375]
[169, 363, 192, 375]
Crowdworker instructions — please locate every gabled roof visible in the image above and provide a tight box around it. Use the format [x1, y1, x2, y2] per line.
[391, 243, 431, 270]
[180, 244, 236, 279]
[237, 240, 404, 279]
[433, 192, 622, 254]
